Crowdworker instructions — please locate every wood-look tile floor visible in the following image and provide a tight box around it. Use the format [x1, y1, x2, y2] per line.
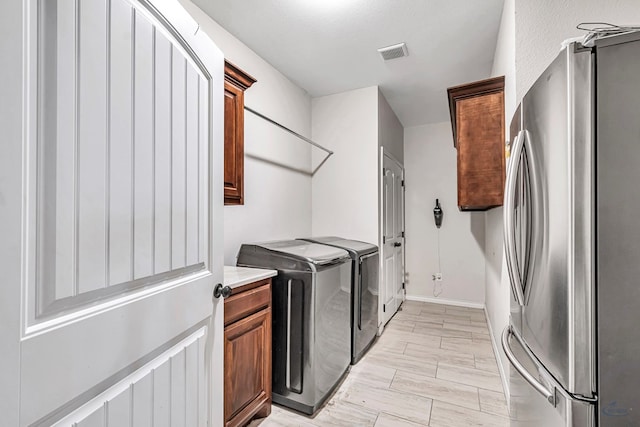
[256, 301, 509, 427]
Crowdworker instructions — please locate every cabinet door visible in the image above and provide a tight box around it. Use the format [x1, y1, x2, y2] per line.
[223, 61, 255, 206]
[456, 91, 505, 209]
[224, 82, 245, 205]
[447, 76, 505, 211]
[224, 308, 272, 426]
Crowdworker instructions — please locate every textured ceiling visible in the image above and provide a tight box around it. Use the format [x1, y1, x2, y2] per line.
[193, 0, 504, 127]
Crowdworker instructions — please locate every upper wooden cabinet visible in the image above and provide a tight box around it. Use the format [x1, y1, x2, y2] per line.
[447, 76, 505, 211]
[224, 61, 256, 205]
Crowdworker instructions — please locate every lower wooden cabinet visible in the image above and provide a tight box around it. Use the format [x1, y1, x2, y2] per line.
[224, 279, 272, 427]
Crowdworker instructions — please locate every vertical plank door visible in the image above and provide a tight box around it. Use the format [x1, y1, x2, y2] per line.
[0, 0, 225, 425]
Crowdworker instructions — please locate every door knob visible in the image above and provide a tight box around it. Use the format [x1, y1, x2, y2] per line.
[214, 283, 232, 299]
[394, 242, 402, 247]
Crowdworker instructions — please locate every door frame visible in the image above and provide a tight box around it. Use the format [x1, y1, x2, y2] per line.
[378, 147, 405, 332]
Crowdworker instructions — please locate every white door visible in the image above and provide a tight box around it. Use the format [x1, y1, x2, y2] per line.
[0, 0, 225, 425]
[380, 149, 405, 326]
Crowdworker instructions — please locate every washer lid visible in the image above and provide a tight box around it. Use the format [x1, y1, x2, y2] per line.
[299, 236, 378, 256]
[255, 240, 349, 265]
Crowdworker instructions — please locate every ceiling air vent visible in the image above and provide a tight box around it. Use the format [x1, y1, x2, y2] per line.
[377, 43, 408, 61]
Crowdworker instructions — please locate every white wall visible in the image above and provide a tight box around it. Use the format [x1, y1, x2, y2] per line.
[484, 0, 516, 403]
[515, 0, 640, 100]
[311, 87, 379, 244]
[179, 0, 313, 265]
[378, 89, 404, 165]
[404, 123, 485, 305]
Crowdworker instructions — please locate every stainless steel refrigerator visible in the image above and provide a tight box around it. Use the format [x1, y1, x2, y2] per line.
[502, 32, 640, 426]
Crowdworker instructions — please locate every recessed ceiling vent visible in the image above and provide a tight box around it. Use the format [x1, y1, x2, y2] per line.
[377, 43, 409, 61]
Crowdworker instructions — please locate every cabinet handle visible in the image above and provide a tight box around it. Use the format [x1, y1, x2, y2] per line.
[393, 242, 402, 247]
[213, 283, 232, 299]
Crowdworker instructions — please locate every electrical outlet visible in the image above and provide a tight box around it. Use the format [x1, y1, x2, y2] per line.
[434, 273, 443, 282]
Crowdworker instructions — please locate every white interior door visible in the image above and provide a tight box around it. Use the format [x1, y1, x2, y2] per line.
[380, 149, 405, 327]
[0, 0, 225, 425]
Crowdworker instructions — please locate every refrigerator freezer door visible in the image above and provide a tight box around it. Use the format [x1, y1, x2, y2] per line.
[519, 45, 595, 397]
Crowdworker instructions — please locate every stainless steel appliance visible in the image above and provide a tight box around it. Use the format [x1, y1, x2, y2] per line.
[236, 240, 351, 415]
[298, 237, 378, 364]
[502, 32, 640, 426]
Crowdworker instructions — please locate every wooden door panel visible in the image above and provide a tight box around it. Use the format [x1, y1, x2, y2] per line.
[21, 277, 213, 426]
[9, 0, 225, 425]
[77, 0, 108, 292]
[385, 255, 395, 307]
[224, 309, 272, 425]
[224, 85, 242, 192]
[384, 169, 394, 241]
[108, 0, 135, 285]
[394, 249, 403, 301]
[51, 330, 207, 426]
[393, 168, 404, 303]
[394, 173, 403, 240]
[35, 0, 210, 319]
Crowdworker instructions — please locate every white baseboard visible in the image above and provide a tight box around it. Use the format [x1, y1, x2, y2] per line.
[405, 294, 484, 310]
[484, 309, 511, 410]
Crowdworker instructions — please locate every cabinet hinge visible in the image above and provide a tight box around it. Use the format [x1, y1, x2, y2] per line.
[383, 304, 386, 313]
[402, 282, 405, 290]
[383, 236, 386, 244]
[401, 231, 405, 238]
[401, 180, 405, 187]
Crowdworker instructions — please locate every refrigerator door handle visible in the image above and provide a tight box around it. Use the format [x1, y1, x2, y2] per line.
[522, 129, 542, 304]
[504, 130, 526, 306]
[502, 325, 556, 406]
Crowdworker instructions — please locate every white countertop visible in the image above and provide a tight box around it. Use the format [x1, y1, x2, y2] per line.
[224, 266, 277, 288]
